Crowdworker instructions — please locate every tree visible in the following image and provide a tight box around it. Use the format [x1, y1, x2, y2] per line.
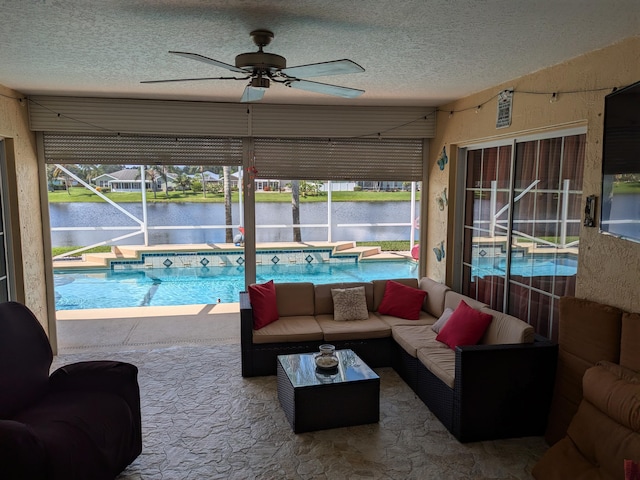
[153, 164, 170, 198]
[77, 164, 104, 186]
[175, 173, 191, 194]
[47, 165, 72, 195]
[145, 168, 161, 199]
[223, 166, 233, 242]
[200, 166, 207, 198]
[291, 180, 301, 242]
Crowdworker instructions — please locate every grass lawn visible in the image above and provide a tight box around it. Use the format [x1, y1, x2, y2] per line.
[48, 189, 420, 203]
[613, 182, 640, 194]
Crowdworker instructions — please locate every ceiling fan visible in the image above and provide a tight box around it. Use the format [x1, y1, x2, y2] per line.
[141, 29, 365, 102]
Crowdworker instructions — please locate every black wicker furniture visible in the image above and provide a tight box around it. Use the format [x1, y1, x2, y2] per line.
[277, 349, 379, 433]
[241, 277, 558, 442]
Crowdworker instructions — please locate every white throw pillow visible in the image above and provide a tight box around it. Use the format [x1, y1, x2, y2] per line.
[431, 307, 454, 333]
[331, 286, 369, 321]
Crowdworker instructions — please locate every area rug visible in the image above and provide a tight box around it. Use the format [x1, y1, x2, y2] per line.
[52, 345, 546, 479]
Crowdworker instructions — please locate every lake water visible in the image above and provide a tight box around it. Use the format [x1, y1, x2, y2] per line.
[49, 201, 419, 246]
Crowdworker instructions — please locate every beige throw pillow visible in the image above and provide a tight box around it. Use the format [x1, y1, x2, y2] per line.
[431, 307, 454, 334]
[331, 286, 369, 321]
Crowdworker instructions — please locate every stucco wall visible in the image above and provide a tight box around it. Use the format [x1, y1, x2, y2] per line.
[430, 35, 640, 313]
[0, 85, 49, 331]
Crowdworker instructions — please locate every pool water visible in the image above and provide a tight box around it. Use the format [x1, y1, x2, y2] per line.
[54, 260, 420, 310]
[472, 254, 578, 278]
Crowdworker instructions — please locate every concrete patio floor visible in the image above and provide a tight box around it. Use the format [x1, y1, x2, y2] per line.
[55, 302, 241, 354]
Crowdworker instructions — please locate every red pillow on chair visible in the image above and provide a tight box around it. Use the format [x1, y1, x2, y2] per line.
[248, 280, 279, 330]
[436, 300, 492, 349]
[377, 280, 427, 320]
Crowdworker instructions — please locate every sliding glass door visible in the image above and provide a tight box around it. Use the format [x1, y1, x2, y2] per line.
[461, 131, 585, 341]
[0, 140, 13, 302]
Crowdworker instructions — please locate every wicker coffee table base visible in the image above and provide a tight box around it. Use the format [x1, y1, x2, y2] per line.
[277, 358, 380, 433]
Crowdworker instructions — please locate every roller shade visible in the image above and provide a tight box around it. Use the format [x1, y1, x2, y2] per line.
[43, 133, 243, 165]
[253, 137, 423, 181]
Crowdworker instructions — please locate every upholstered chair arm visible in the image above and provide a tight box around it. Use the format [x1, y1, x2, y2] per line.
[0, 419, 48, 480]
[49, 360, 142, 455]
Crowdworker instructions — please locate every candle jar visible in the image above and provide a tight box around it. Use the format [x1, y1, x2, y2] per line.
[315, 344, 339, 370]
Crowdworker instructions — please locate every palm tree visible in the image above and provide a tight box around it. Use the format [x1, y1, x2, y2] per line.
[145, 168, 160, 199]
[291, 180, 301, 241]
[175, 173, 191, 194]
[153, 164, 170, 198]
[200, 166, 207, 198]
[78, 164, 104, 187]
[48, 164, 72, 195]
[223, 166, 233, 242]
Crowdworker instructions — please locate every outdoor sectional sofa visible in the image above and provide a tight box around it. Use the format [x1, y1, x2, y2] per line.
[239, 277, 558, 442]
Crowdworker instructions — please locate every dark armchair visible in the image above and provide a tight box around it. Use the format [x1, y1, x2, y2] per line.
[0, 301, 142, 480]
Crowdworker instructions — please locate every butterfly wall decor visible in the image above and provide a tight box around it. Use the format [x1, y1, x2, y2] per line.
[436, 187, 448, 211]
[433, 241, 445, 262]
[437, 147, 448, 171]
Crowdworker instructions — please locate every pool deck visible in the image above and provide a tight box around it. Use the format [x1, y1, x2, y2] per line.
[56, 302, 242, 353]
[53, 241, 413, 270]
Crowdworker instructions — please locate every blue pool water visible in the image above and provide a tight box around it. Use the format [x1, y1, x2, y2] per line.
[471, 254, 578, 278]
[54, 260, 420, 310]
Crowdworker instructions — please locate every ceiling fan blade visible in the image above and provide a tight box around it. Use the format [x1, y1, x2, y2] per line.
[169, 51, 249, 74]
[286, 79, 364, 98]
[241, 86, 266, 103]
[281, 59, 364, 78]
[141, 76, 249, 84]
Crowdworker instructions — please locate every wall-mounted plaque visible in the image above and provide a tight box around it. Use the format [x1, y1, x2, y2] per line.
[496, 89, 513, 128]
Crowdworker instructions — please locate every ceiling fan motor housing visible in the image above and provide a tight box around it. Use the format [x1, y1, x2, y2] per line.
[250, 76, 270, 89]
[235, 52, 286, 72]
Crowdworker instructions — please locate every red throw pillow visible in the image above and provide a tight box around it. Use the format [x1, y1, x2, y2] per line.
[248, 280, 279, 330]
[436, 300, 493, 350]
[377, 280, 427, 320]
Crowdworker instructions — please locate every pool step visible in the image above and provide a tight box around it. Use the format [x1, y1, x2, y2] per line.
[53, 242, 414, 270]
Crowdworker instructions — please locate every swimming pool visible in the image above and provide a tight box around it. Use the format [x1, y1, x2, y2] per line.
[54, 260, 420, 310]
[471, 254, 578, 278]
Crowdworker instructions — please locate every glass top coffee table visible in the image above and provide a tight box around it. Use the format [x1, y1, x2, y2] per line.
[276, 349, 380, 433]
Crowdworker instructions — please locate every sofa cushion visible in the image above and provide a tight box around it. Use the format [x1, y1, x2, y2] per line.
[377, 310, 436, 328]
[532, 437, 597, 479]
[252, 315, 324, 344]
[620, 312, 640, 372]
[315, 313, 391, 341]
[431, 307, 454, 334]
[331, 286, 369, 321]
[418, 277, 450, 318]
[444, 291, 487, 312]
[479, 308, 535, 345]
[275, 282, 315, 317]
[545, 296, 624, 445]
[248, 280, 279, 330]
[567, 399, 640, 480]
[314, 282, 373, 315]
[417, 347, 456, 388]
[377, 280, 427, 320]
[582, 362, 640, 431]
[372, 278, 419, 311]
[436, 301, 493, 350]
[392, 325, 445, 357]
[558, 296, 623, 366]
[541, 362, 640, 480]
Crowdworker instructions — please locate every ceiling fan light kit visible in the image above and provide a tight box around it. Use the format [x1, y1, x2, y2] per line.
[142, 29, 365, 102]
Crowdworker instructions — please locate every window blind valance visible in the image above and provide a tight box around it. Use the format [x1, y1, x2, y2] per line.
[42, 134, 243, 165]
[253, 137, 423, 181]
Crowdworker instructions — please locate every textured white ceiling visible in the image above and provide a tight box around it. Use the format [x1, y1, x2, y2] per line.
[1, 0, 639, 106]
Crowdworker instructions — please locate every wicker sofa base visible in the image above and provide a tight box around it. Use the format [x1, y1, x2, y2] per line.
[240, 287, 558, 443]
